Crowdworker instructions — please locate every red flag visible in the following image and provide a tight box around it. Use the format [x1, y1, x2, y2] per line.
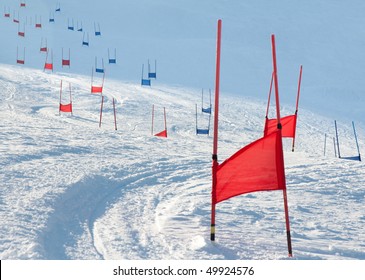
[154, 129, 167, 138]
[44, 63, 53, 71]
[264, 115, 297, 138]
[62, 59, 70, 66]
[214, 130, 285, 204]
[91, 86, 103, 93]
[59, 103, 72, 113]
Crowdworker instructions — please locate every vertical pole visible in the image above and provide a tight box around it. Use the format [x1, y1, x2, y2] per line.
[44, 50, 48, 71]
[211, 19, 222, 242]
[59, 80, 62, 115]
[113, 98, 117, 130]
[195, 103, 198, 134]
[282, 188, 292, 257]
[292, 65, 303, 152]
[324, 133, 327, 156]
[271, 35, 281, 123]
[333, 137, 337, 157]
[102, 71, 105, 89]
[99, 95, 104, 128]
[291, 115, 298, 152]
[334, 120, 341, 158]
[352, 121, 361, 161]
[265, 72, 274, 118]
[295, 65, 303, 112]
[163, 107, 167, 137]
[271, 34, 292, 257]
[264, 72, 274, 135]
[151, 105, 154, 136]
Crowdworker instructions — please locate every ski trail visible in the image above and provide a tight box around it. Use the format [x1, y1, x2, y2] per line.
[90, 156, 213, 260]
[40, 158, 168, 259]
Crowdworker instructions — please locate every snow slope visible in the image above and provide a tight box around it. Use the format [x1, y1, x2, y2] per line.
[1, 0, 365, 260]
[1, 64, 364, 260]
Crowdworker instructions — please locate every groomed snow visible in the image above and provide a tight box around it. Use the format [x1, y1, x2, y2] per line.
[1, 0, 365, 260]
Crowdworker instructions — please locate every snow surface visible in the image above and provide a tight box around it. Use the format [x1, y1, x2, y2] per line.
[1, 0, 365, 260]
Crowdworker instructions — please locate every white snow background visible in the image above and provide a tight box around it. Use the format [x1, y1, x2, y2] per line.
[0, 0, 365, 260]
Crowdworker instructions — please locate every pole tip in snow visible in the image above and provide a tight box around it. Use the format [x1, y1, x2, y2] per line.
[210, 224, 216, 241]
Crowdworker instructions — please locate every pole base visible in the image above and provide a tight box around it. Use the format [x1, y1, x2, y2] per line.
[210, 224, 215, 241]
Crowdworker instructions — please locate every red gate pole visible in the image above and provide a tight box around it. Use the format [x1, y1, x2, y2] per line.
[59, 80, 62, 115]
[265, 72, 274, 118]
[292, 65, 303, 152]
[271, 34, 293, 257]
[211, 19, 222, 242]
[163, 107, 167, 137]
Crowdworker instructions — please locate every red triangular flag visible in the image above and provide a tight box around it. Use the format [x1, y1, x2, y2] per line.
[154, 129, 167, 138]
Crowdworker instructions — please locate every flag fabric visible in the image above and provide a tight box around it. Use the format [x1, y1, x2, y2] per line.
[214, 129, 286, 204]
[44, 63, 53, 71]
[62, 59, 70, 66]
[264, 114, 297, 138]
[154, 129, 167, 138]
[91, 86, 103, 93]
[59, 103, 72, 113]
